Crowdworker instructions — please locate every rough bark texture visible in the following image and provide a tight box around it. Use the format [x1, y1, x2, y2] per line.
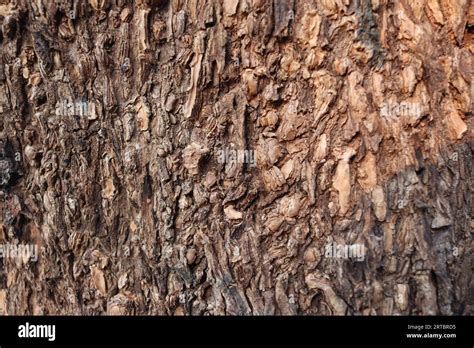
[0, 0, 472, 315]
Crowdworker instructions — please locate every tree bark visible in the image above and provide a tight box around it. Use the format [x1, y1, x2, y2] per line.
[0, 0, 472, 315]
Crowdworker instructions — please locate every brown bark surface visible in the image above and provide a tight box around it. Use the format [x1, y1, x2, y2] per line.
[0, 0, 472, 315]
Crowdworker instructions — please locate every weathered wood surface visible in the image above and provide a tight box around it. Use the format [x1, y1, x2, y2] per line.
[0, 0, 472, 315]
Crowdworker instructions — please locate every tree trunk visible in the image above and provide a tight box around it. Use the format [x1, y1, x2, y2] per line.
[0, 0, 472, 315]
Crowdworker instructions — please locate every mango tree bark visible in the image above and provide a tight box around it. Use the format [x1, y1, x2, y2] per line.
[0, 0, 472, 315]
